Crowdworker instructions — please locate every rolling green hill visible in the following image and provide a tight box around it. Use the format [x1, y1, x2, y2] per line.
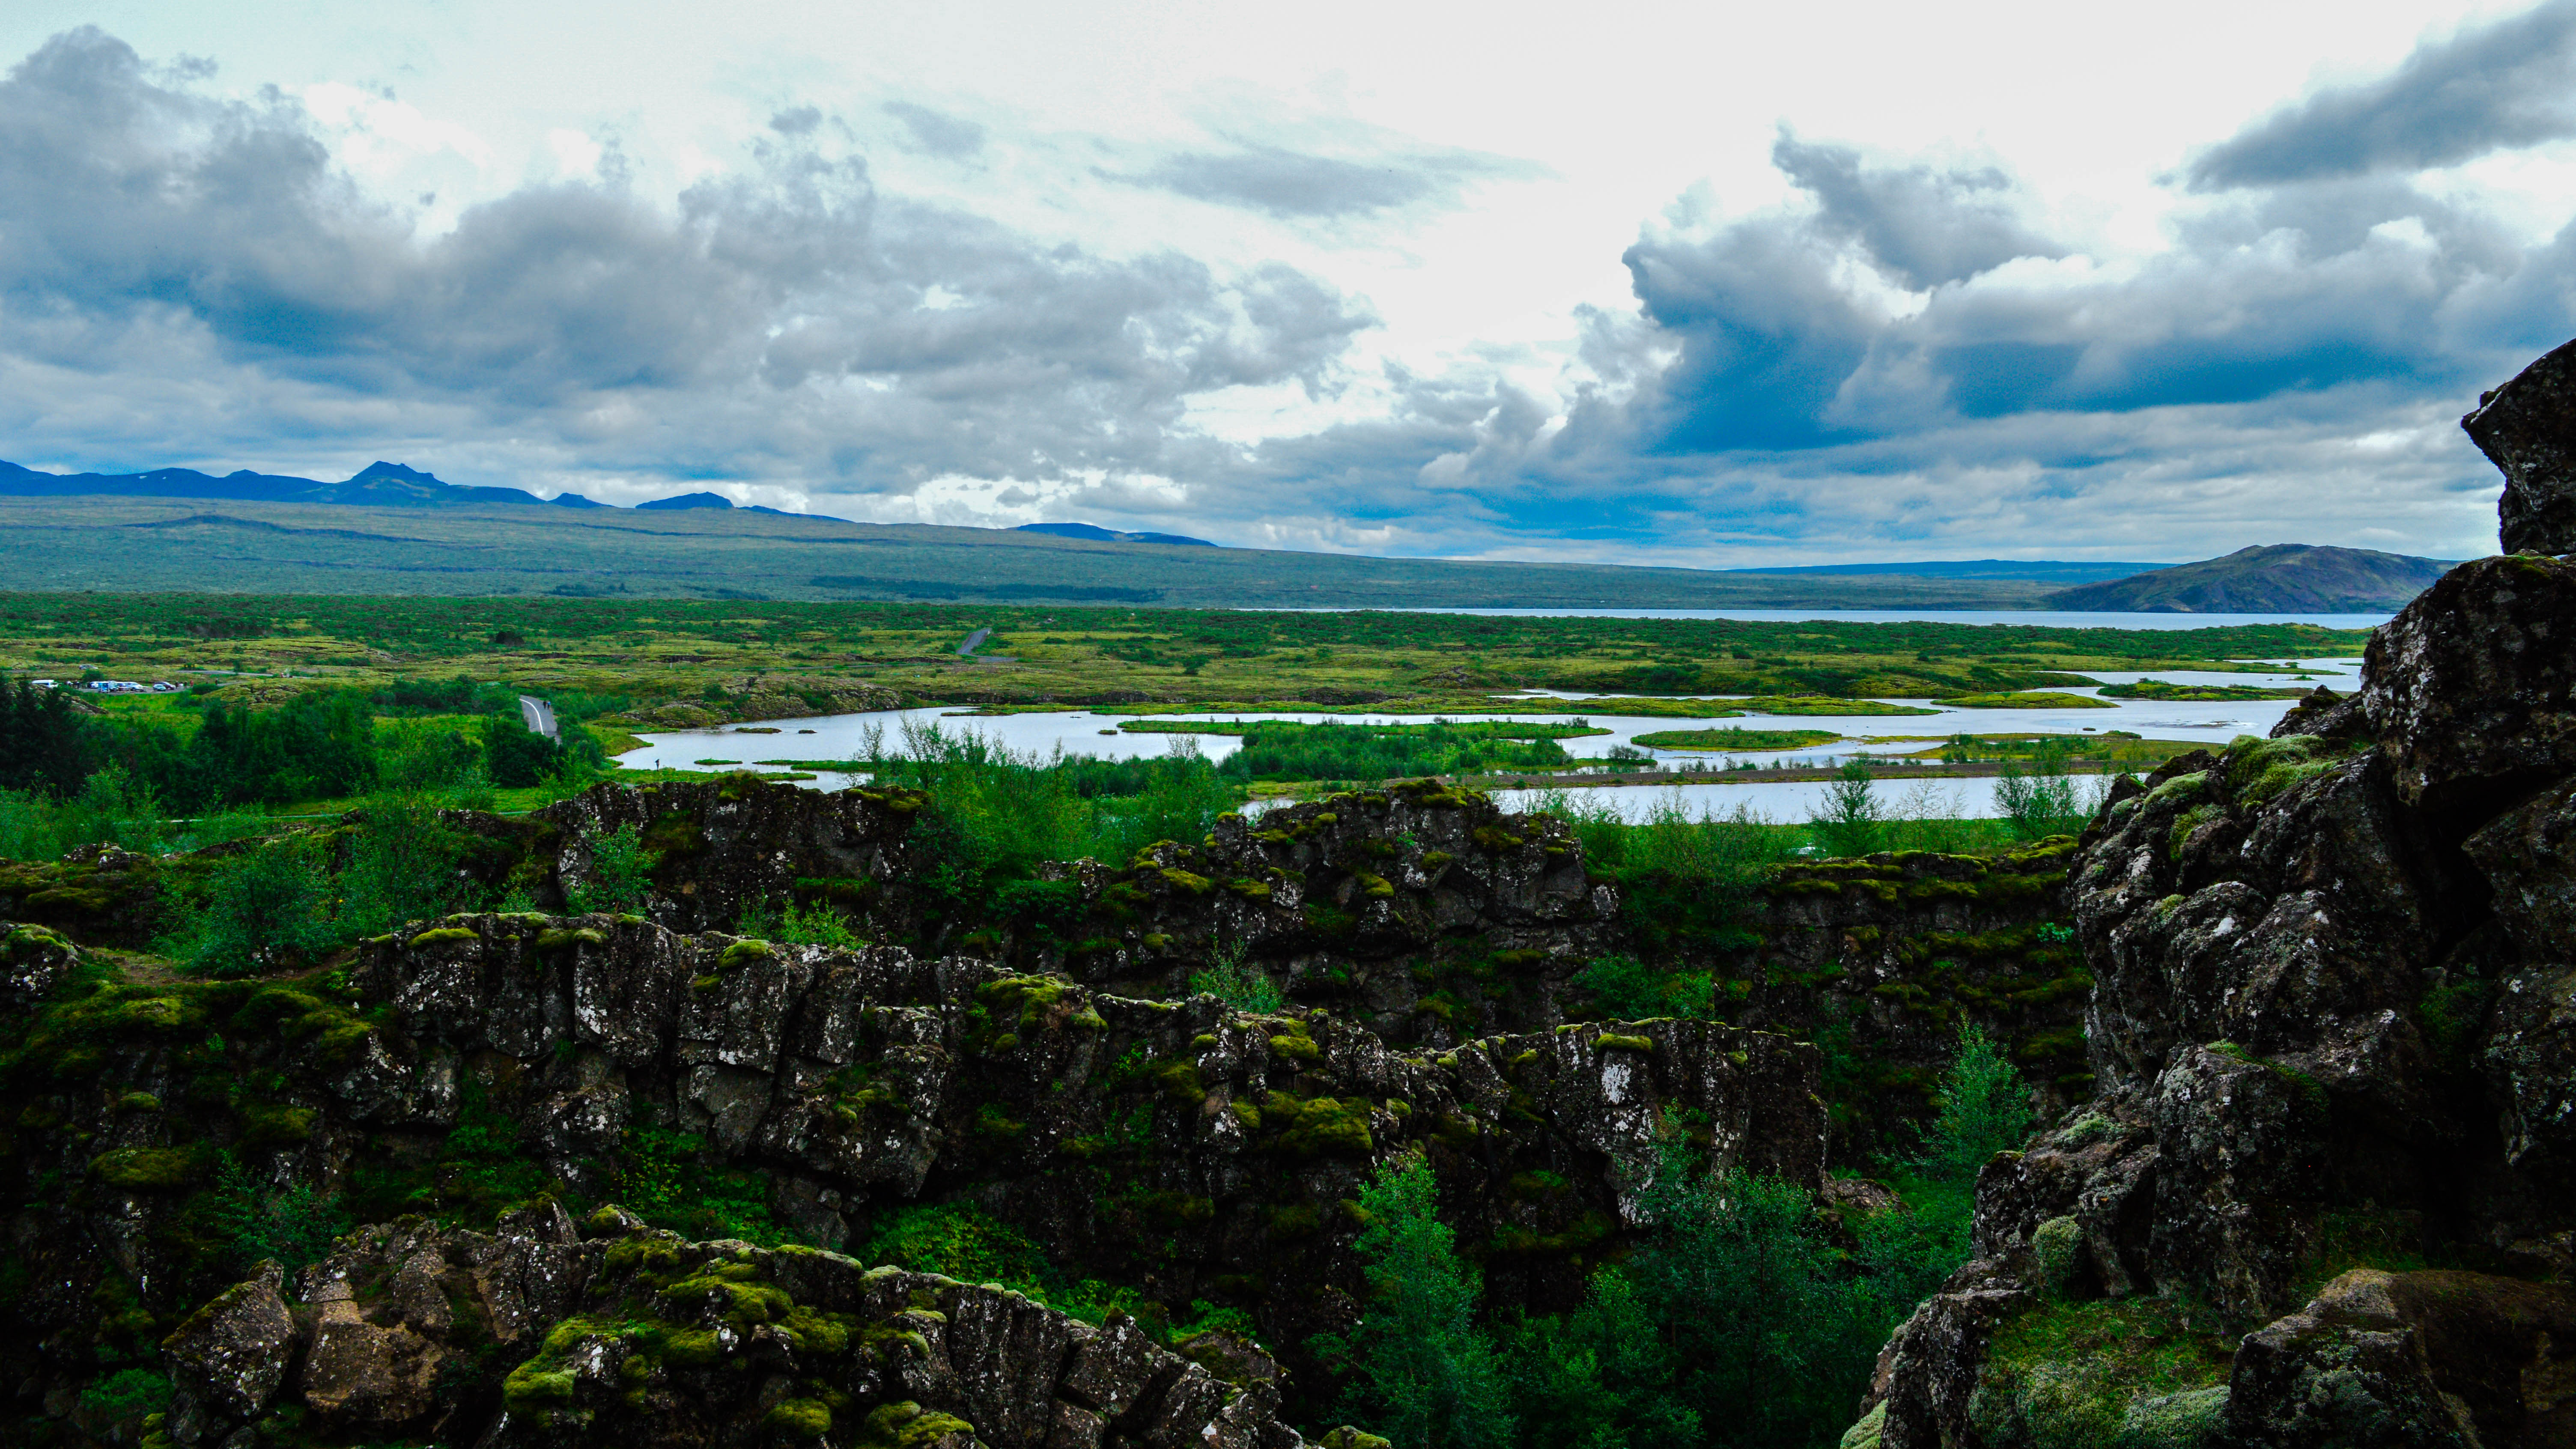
[0, 495, 2071, 609]
[2042, 544, 2457, 613]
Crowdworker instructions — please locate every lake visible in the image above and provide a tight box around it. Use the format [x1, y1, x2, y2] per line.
[611, 655, 2343, 820]
[1339, 608, 2394, 629]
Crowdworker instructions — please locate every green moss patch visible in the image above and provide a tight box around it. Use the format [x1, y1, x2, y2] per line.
[1969, 1297, 2232, 1449]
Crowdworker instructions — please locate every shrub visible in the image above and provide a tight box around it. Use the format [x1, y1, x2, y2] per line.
[1575, 954, 1716, 1021]
[568, 823, 657, 914]
[863, 1202, 1053, 1289]
[1309, 1152, 1516, 1449]
[1190, 941, 1284, 1014]
[613, 1125, 783, 1244]
[1807, 760, 1883, 859]
[1917, 1024, 2037, 1186]
[779, 899, 864, 949]
[182, 840, 337, 977]
[1995, 754, 2092, 840]
[77, 1368, 171, 1423]
[201, 1151, 349, 1273]
[482, 715, 564, 788]
[334, 793, 468, 936]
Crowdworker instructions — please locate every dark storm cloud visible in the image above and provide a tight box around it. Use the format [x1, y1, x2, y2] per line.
[1770, 134, 2063, 289]
[1207, 127, 2568, 563]
[1591, 138, 2564, 450]
[2189, 0, 2576, 188]
[0, 28, 1370, 495]
[883, 101, 985, 158]
[1124, 143, 1540, 219]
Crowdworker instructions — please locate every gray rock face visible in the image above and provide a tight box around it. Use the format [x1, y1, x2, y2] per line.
[1856, 453, 2576, 1447]
[2227, 1267, 2576, 1449]
[2464, 335, 2576, 555]
[2358, 553, 2576, 814]
[340, 915, 1825, 1319]
[161, 1260, 297, 1435]
[161, 1210, 1312, 1449]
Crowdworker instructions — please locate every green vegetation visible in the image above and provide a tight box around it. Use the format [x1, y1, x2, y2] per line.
[1930, 732, 2192, 769]
[1994, 757, 2103, 842]
[1809, 760, 1887, 858]
[1629, 728, 1841, 751]
[175, 838, 338, 977]
[201, 1151, 350, 1273]
[1935, 691, 2116, 709]
[1299, 1033, 2039, 1449]
[1198, 721, 1601, 783]
[2096, 679, 2309, 701]
[0, 591, 2365, 743]
[1311, 1153, 1516, 1449]
[1190, 941, 1286, 1014]
[855, 724, 1239, 877]
[1969, 1297, 2232, 1449]
[1575, 953, 1716, 1020]
[568, 823, 658, 914]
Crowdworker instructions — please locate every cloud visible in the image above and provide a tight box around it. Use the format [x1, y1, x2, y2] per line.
[0, 27, 1371, 509]
[1771, 134, 2063, 289]
[2189, 0, 2576, 188]
[1181, 122, 2576, 564]
[1590, 137, 2567, 450]
[883, 101, 984, 158]
[0, 24, 2554, 566]
[1123, 141, 1539, 219]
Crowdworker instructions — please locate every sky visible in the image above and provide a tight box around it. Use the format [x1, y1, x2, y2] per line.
[3, 0, 2573, 565]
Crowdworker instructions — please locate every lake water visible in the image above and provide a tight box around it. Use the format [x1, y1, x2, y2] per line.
[613, 654, 2341, 818]
[1343, 608, 2394, 629]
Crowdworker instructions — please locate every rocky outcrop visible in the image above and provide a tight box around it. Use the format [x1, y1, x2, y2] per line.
[501, 777, 2074, 1157]
[531, 775, 930, 935]
[605, 680, 905, 731]
[1725, 846, 2089, 1155]
[162, 1202, 1310, 1449]
[2464, 336, 2576, 555]
[336, 914, 1824, 1331]
[1849, 350, 2576, 1449]
[0, 911, 1824, 1432]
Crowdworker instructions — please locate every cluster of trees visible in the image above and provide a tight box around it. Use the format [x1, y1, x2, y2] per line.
[0, 678, 599, 830]
[1319, 1028, 2036, 1449]
[852, 723, 1241, 880]
[1211, 722, 1584, 783]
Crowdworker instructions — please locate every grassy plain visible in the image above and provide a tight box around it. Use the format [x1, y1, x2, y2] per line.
[0, 495, 2082, 610]
[0, 593, 2373, 733]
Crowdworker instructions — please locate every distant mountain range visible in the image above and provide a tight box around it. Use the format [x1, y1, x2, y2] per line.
[0, 458, 2466, 611]
[2042, 545, 2458, 613]
[1726, 558, 2165, 583]
[0, 460, 1217, 540]
[0, 458, 615, 510]
[1016, 522, 1216, 548]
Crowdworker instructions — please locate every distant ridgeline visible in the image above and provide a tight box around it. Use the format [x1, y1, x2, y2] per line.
[0, 458, 615, 512]
[0, 459, 1218, 547]
[0, 456, 2464, 610]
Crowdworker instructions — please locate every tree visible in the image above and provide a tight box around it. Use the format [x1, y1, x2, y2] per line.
[1808, 759, 1882, 858]
[1915, 1023, 2036, 1187]
[0, 680, 90, 797]
[1994, 748, 2087, 840]
[1312, 1152, 1516, 1449]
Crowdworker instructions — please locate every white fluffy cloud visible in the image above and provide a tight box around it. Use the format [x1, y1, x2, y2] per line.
[3, 5, 2572, 564]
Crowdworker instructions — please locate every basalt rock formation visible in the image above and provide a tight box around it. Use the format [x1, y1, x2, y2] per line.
[159, 1202, 1304, 1449]
[498, 776, 2083, 1158]
[2466, 336, 2576, 556]
[1850, 361, 2576, 1448]
[0, 735, 2089, 1444]
[0, 906, 1820, 1444]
